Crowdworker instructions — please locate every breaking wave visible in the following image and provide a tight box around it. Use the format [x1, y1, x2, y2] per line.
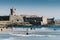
[9, 27, 60, 37]
[39, 27, 53, 31]
[10, 33, 57, 37]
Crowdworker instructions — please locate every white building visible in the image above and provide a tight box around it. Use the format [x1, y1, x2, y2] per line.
[41, 16, 48, 25]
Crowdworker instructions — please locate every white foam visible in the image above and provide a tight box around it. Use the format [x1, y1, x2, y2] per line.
[40, 27, 53, 31]
[10, 33, 56, 37]
[28, 27, 54, 33]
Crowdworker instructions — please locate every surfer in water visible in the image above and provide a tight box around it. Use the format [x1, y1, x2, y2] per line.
[54, 29, 56, 31]
[26, 28, 29, 35]
[26, 32, 28, 35]
[30, 28, 33, 30]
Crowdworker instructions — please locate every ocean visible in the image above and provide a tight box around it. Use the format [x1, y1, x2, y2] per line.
[0, 26, 60, 40]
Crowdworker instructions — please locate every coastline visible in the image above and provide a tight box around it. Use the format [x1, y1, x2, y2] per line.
[0, 25, 60, 32]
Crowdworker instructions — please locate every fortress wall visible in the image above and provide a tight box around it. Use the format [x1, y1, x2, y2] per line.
[9, 15, 24, 24]
[0, 21, 9, 26]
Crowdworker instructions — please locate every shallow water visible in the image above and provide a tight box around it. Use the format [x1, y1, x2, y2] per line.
[0, 26, 60, 40]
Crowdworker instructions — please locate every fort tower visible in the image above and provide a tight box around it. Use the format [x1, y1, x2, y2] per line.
[10, 8, 16, 16]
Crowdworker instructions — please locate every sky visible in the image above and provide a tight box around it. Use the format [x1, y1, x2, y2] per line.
[0, 0, 60, 19]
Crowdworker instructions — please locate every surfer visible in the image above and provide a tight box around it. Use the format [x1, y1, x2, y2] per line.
[26, 32, 28, 35]
[26, 28, 29, 35]
[54, 29, 56, 31]
[30, 28, 33, 30]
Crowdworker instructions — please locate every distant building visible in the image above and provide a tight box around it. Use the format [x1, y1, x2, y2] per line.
[23, 16, 42, 25]
[9, 8, 24, 25]
[0, 8, 55, 26]
[47, 18, 55, 25]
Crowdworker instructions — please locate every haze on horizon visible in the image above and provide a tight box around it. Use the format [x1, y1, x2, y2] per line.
[0, 0, 60, 19]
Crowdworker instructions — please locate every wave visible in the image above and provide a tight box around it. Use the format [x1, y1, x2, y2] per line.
[29, 27, 54, 32]
[39, 27, 52, 31]
[9, 27, 60, 37]
[10, 33, 57, 37]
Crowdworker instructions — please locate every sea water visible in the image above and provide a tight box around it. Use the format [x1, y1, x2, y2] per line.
[0, 26, 60, 40]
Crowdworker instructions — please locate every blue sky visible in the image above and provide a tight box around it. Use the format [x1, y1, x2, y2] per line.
[0, 0, 60, 19]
